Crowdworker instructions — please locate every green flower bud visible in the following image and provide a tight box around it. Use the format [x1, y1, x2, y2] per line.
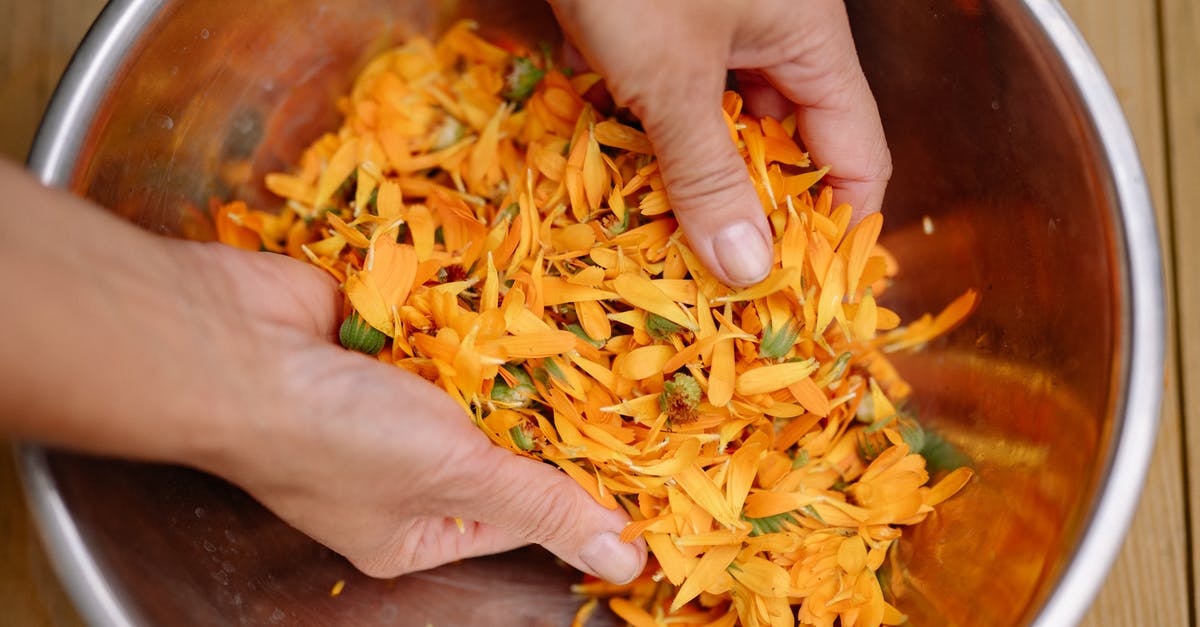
[503, 56, 545, 102]
[339, 311, 387, 355]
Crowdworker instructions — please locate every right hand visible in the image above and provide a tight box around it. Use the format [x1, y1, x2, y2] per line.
[549, 0, 892, 287]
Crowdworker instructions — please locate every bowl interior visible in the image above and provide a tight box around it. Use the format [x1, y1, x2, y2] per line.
[32, 0, 1129, 625]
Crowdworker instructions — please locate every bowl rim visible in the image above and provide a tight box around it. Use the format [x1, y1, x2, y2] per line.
[19, 1, 1165, 626]
[1015, 1, 1164, 624]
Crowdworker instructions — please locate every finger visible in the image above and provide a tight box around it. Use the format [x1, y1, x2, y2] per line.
[350, 517, 528, 578]
[453, 445, 647, 584]
[634, 70, 774, 287]
[735, 70, 791, 122]
[757, 0, 892, 223]
[198, 242, 342, 337]
[561, 39, 589, 75]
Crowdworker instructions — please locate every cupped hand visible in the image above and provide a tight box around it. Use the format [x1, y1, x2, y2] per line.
[185, 243, 646, 583]
[549, 0, 892, 287]
[0, 159, 644, 585]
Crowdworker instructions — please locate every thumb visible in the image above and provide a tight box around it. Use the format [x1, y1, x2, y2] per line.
[461, 446, 646, 584]
[634, 72, 774, 288]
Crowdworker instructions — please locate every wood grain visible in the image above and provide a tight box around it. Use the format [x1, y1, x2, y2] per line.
[0, 1, 106, 623]
[1160, 0, 1200, 621]
[0, 1, 1192, 625]
[1058, 1, 1193, 625]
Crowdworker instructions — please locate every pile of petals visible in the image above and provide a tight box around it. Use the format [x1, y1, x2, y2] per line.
[212, 21, 977, 627]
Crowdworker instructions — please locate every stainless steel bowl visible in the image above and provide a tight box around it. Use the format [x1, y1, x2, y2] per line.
[21, 0, 1164, 625]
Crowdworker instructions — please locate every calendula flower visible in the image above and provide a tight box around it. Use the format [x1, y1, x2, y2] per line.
[207, 21, 976, 626]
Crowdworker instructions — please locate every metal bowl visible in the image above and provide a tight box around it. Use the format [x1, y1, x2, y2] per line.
[21, 0, 1163, 625]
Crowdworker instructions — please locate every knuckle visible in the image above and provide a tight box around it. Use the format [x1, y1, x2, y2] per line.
[503, 483, 585, 546]
[665, 157, 753, 215]
[871, 143, 894, 183]
[350, 521, 433, 578]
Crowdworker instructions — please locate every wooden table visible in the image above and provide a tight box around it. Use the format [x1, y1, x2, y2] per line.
[0, 1, 1195, 625]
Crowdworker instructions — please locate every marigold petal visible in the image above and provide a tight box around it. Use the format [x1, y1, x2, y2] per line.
[735, 359, 819, 396]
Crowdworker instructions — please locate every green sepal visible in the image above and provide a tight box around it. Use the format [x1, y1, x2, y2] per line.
[339, 311, 387, 355]
[503, 56, 545, 102]
[759, 323, 800, 360]
[508, 424, 535, 451]
[920, 431, 973, 474]
[566, 323, 606, 348]
[491, 364, 537, 408]
[743, 511, 799, 536]
[646, 313, 684, 341]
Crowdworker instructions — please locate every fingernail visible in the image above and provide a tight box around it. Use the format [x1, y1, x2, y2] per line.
[713, 221, 771, 285]
[579, 532, 642, 584]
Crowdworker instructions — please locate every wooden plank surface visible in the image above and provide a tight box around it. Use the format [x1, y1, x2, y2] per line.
[0, 2, 105, 625]
[0, 1, 1191, 626]
[1055, 2, 1194, 626]
[1160, 0, 1200, 621]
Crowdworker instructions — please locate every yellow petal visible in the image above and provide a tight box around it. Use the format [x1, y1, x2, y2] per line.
[609, 599, 657, 627]
[264, 173, 315, 206]
[708, 335, 735, 407]
[807, 228, 835, 287]
[726, 434, 766, 513]
[815, 254, 846, 336]
[540, 277, 617, 307]
[728, 556, 790, 600]
[840, 212, 883, 297]
[714, 267, 798, 304]
[354, 167, 378, 217]
[593, 120, 653, 153]
[325, 212, 370, 249]
[674, 529, 745, 547]
[837, 536, 868, 574]
[734, 359, 819, 396]
[675, 465, 741, 529]
[639, 189, 671, 216]
[313, 138, 359, 210]
[652, 279, 698, 306]
[613, 345, 677, 380]
[305, 232, 347, 260]
[869, 378, 897, 423]
[571, 300, 610, 343]
[788, 377, 830, 417]
[926, 467, 974, 506]
[566, 265, 606, 288]
[671, 544, 740, 611]
[646, 532, 692, 586]
[629, 438, 701, 477]
[406, 204, 436, 261]
[344, 272, 392, 335]
[582, 128, 607, 211]
[551, 222, 597, 253]
[612, 273, 697, 331]
[376, 179, 403, 220]
[571, 354, 617, 393]
[883, 602, 908, 626]
[366, 239, 418, 305]
[741, 491, 812, 519]
[491, 331, 578, 358]
[480, 254, 499, 312]
[853, 288, 879, 340]
[784, 166, 830, 196]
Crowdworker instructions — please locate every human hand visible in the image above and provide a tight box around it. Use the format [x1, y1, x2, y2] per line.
[0, 161, 643, 584]
[548, 0, 892, 287]
[178, 243, 648, 583]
